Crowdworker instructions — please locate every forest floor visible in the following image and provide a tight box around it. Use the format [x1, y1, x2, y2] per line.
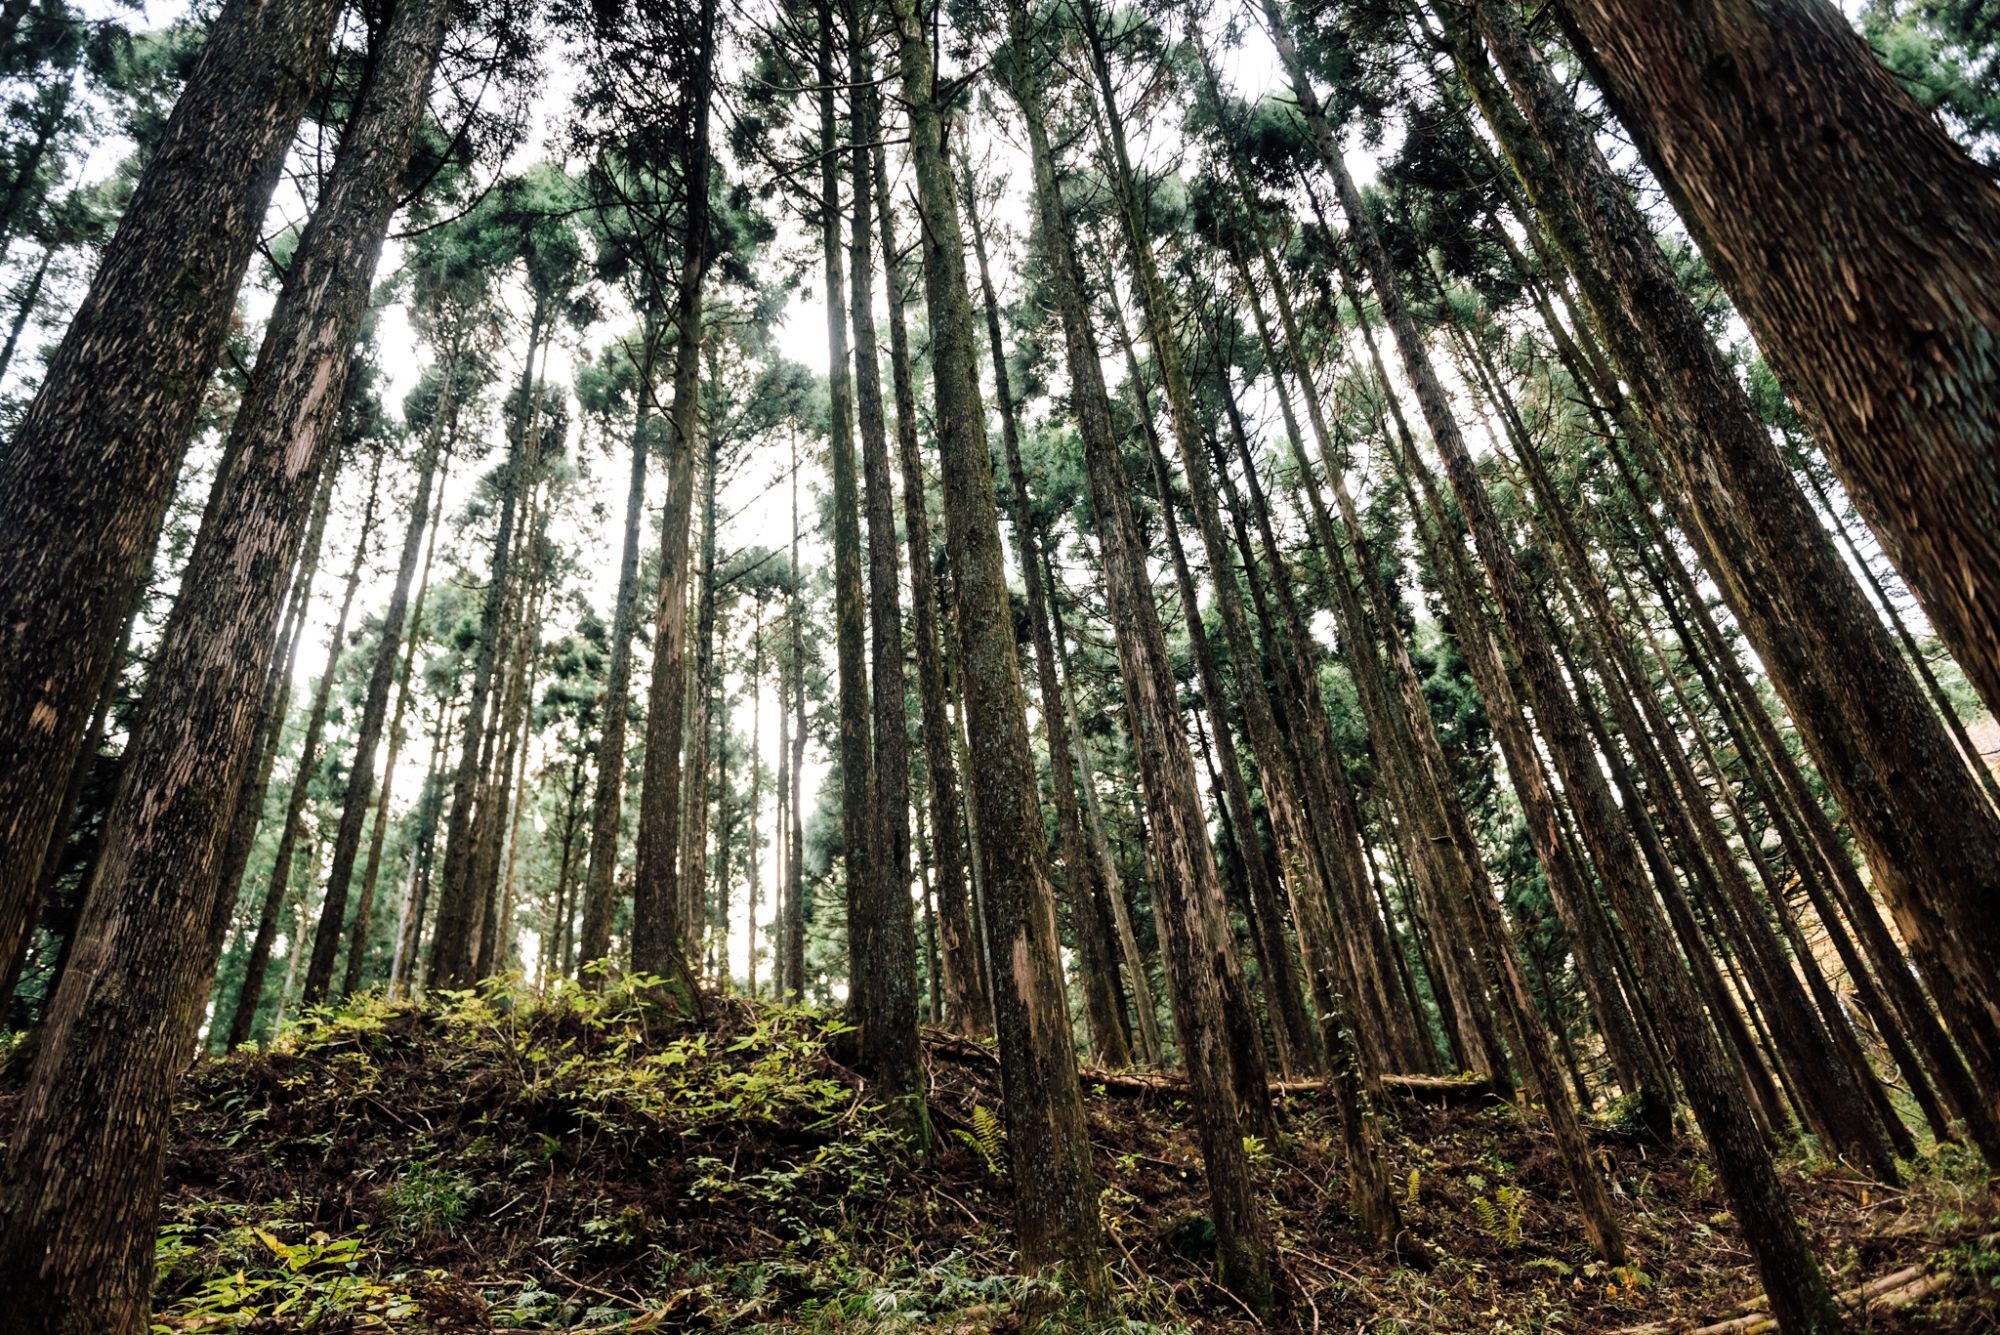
[5, 983, 1993, 1333]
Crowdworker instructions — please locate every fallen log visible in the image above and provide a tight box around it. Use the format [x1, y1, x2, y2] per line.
[1614, 1241, 1984, 1334]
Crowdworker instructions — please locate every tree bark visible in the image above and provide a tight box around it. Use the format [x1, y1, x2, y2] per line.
[1552, 0, 2000, 728]
[888, 0, 1107, 1290]
[0, 0, 344, 990]
[0, 0, 451, 1318]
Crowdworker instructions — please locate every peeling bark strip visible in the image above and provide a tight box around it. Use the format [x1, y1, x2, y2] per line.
[885, 0, 1110, 1296]
[0, 0, 344, 996]
[0, 0, 453, 1325]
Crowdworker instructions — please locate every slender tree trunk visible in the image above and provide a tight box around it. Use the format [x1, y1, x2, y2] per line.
[629, 0, 715, 992]
[876, 151, 988, 1038]
[344, 438, 452, 998]
[230, 452, 385, 1048]
[0, 0, 345, 977]
[304, 377, 459, 1004]
[888, 0, 1107, 1288]
[845, 16, 925, 1118]
[0, 0, 450, 1317]
[785, 437, 808, 1000]
[578, 349, 658, 973]
[432, 314, 547, 987]
[964, 162, 1130, 1067]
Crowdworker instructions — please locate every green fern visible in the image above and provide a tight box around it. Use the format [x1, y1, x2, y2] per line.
[1405, 1168, 1421, 1207]
[1495, 1185, 1527, 1245]
[1472, 1195, 1500, 1234]
[952, 1104, 1006, 1177]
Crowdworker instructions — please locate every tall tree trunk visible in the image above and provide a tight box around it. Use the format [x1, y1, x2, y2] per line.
[1553, 0, 2000, 725]
[1265, 6, 1844, 1325]
[0, 0, 451, 1317]
[844, 15, 925, 1120]
[785, 433, 808, 1000]
[1459, 0, 2000, 1119]
[876, 146, 988, 1037]
[229, 450, 385, 1049]
[432, 314, 548, 987]
[630, 0, 715, 991]
[964, 160, 1130, 1067]
[304, 373, 460, 1004]
[344, 437, 452, 998]
[0, 0, 345, 990]
[578, 346, 659, 974]
[887, 0, 1107, 1290]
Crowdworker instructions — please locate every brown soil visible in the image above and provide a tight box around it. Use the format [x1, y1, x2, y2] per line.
[5, 989, 1992, 1332]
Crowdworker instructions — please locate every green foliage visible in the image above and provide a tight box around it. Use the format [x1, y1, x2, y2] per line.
[153, 1221, 426, 1332]
[386, 1159, 473, 1240]
[953, 1103, 1007, 1178]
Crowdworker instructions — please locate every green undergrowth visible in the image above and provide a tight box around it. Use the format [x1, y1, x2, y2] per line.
[93, 981, 1999, 1332]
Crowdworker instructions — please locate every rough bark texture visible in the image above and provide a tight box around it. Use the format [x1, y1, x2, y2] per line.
[1461, 0, 2000, 1122]
[1269, 4, 1842, 1321]
[890, 0, 1109, 1293]
[629, 0, 714, 990]
[965, 162, 1131, 1068]
[0, 0, 344, 987]
[1552, 0, 2000, 728]
[0, 0, 449, 1320]
[875, 134, 989, 1039]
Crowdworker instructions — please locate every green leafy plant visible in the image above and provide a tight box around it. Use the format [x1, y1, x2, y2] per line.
[952, 1104, 1006, 1177]
[385, 1157, 472, 1239]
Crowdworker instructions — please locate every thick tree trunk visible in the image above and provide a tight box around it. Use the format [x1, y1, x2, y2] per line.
[0, 1, 450, 1319]
[1460, 0, 2000, 1123]
[889, 0, 1107, 1291]
[0, 0, 344, 986]
[1553, 0, 2000, 727]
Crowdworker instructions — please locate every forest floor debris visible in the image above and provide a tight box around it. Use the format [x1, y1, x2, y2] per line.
[5, 981, 1992, 1333]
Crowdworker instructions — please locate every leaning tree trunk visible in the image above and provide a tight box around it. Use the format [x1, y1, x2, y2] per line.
[0, 0, 451, 1321]
[1459, 0, 2000, 1118]
[1269, 5, 1842, 1323]
[0, 0, 344, 994]
[887, 0, 1109, 1295]
[1552, 0, 2000, 729]
[228, 451, 384, 1050]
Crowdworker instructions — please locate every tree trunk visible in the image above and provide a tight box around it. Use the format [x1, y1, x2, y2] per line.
[0, 0, 345, 993]
[0, 0, 451, 1317]
[888, 0, 1107, 1290]
[1553, 0, 2000, 728]
[229, 451, 385, 1048]
[964, 160, 1130, 1068]
[875, 132, 989, 1038]
[305, 374, 460, 1004]
[578, 346, 659, 974]
[1265, 6, 1842, 1325]
[1461, 0, 2000, 1122]
[844, 15, 925, 1123]
[629, 0, 714, 993]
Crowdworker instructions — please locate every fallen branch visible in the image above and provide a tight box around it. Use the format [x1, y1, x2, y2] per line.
[1615, 1241, 1980, 1335]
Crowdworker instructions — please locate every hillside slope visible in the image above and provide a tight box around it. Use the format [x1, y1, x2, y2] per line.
[9, 985, 1991, 1332]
